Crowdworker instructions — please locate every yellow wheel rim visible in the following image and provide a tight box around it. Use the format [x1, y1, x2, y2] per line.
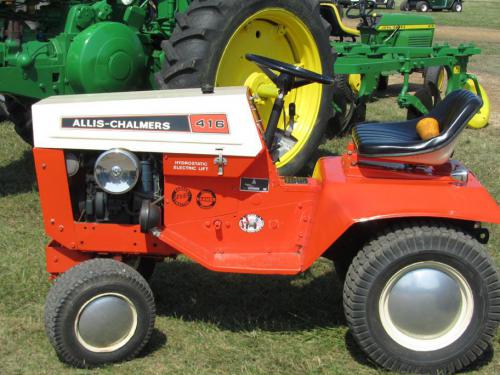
[437, 68, 447, 92]
[348, 74, 362, 94]
[215, 9, 323, 168]
[464, 80, 490, 129]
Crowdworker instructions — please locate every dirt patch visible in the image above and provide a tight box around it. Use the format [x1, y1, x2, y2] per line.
[435, 26, 500, 44]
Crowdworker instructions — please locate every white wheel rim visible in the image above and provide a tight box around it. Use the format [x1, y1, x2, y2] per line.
[379, 261, 473, 352]
[75, 292, 138, 353]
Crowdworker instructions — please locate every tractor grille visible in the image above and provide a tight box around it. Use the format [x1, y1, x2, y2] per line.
[408, 36, 432, 47]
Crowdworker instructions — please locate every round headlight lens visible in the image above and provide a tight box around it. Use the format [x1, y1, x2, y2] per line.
[94, 149, 140, 194]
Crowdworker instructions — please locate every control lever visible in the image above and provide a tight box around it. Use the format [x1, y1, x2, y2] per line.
[213, 148, 227, 176]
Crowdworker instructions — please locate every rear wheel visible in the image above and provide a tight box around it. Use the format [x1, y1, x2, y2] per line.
[157, 0, 334, 175]
[45, 259, 155, 368]
[344, 223, 500, 373]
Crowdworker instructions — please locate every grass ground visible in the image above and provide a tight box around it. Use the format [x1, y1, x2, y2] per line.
[0, 4, 499, 375]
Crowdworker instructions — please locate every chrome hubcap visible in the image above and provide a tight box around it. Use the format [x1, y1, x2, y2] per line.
[379, 261, 473, 351]
[75, 293, 138, 352]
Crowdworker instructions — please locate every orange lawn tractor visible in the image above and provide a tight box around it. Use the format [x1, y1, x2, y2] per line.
[33, 54, 500, 372]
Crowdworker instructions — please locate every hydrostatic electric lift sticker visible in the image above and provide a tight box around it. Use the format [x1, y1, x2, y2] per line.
[61, 114, 229, 134]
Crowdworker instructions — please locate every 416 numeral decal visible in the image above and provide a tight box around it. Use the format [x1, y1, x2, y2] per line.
[190, 114, 229, 134]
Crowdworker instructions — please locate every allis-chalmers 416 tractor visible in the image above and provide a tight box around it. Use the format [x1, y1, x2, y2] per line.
[34, 54, 500, 372]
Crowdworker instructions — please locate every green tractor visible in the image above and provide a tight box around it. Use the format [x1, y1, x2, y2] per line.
[0, 0, 334, 175]
[320, 0, 488, 132]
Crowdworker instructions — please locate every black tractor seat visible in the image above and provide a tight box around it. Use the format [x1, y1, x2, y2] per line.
[352, 90, 483, 165]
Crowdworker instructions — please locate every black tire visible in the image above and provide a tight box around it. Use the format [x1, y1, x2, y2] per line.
[329, 74, 358, 135]
[400, 0, 410, 11]
[156, 0, 334, 176]
[2, 96, 33, 145]
[334, 74, 357, 103]
[344, 222, 500, 373]
[328, 80, 356, 136]
[424, 65, 447, 92]
[452, 1, 462, 12]
[386, 0, 395, 9]
[416, 1, 429, 12]
[45, 258, 156, 368]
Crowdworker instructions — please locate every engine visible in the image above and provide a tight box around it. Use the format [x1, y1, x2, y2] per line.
[65, 149, 163, 227]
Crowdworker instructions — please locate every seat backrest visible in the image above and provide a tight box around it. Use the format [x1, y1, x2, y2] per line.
[429, 89, 483, 139]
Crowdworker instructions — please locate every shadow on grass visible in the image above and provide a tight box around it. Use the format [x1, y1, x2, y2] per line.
[372, 82, 423, 100]
[0, 150, 36, 197]
[139, 329, 168, 358]
[151, 259, 344, 333]
[151, 259, 496, 372]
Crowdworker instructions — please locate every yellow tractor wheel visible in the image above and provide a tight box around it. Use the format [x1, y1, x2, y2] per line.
[464, 79, 490, 129]
[157, 0, 334, 175]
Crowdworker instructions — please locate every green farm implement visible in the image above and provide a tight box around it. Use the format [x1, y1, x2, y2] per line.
[321, 1, 489, 132]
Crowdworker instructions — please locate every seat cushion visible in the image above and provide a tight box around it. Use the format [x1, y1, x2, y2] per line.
[352, 120, 430, 156]
[352, 90, 483, 162]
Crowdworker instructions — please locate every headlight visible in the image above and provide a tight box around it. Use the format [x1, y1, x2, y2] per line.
[94, 149, 140, 194]
[121, 0, 135, 5]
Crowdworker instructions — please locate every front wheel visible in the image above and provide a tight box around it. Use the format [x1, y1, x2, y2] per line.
[45, 259, 156, 368]
[416, 1, 429, 12]
[343, 223, 500, 373]
[452, 1, 463, 12]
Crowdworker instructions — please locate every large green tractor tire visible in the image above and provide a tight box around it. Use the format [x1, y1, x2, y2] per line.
[156, 0, 334, 176]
